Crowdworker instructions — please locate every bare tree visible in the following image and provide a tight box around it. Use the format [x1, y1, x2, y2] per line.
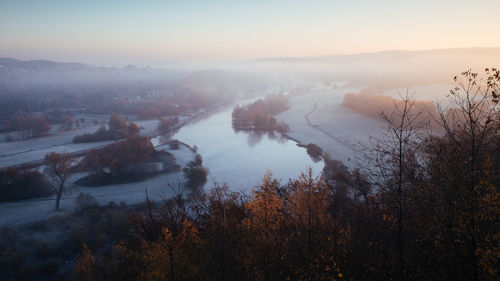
[44, 151, 77, 211]
[360, 91, 429, 281]
[384, 93, 428, 281]
[435, 69, 499, 281]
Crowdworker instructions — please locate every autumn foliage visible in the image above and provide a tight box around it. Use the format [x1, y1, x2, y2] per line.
[82, 135, 156, 177]
[343, 92, 440, 128]
[4, 112, 51, 139]
[75, 171, 352, 281]
[232, 94, 290, 133]
[73, 113, 140, 143]
[72, 69, 499, 281]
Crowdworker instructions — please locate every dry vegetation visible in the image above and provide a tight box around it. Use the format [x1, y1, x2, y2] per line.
[342, 93, 440, 128]
[70, 69, 499, 281]
[0, 69, 498, 281]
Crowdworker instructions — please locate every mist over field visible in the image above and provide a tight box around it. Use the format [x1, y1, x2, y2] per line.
[1, 1, 499, 280]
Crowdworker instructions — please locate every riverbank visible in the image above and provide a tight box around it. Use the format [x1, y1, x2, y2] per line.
[276, 87, 386, 168]
[169, 98, 324, 192]
[0, 101, 229, 169]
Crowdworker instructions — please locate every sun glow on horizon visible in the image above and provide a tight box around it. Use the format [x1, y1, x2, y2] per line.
[1, 0, 499, 65]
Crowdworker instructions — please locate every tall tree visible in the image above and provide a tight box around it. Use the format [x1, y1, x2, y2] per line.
[243, 171, 286, 280]
[44, 151, 76, 211]
[287, 169, 347, 280]
[366, 92, 428, 280]
[430, 69, 499, 281]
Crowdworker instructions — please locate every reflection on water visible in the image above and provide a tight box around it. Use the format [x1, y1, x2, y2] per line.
[171, 103, 324, 192]
[233, 128, 287, 147]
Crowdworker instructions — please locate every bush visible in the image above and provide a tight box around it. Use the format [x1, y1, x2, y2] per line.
[80, 136, 156, 177]
[76, 137, 179, 186]
[0, 169, 53, 201]
[75, 192, 99, 211]
[306, 143, 323, 162]
[183, 154, 208, 190]
[74, 114, 140, 143]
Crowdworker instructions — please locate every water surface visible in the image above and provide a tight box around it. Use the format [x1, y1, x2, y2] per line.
[171, 102, 324, 192]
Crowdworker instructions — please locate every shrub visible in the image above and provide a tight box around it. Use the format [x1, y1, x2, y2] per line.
[0, 169, 53, 201]
[306, 143, 323, 161]
[75, 192, 99, 211]
[73, 114, 140, 143]
[183, 154, 208, 190]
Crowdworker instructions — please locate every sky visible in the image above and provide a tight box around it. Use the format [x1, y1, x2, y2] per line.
[1, 0, 499, 65]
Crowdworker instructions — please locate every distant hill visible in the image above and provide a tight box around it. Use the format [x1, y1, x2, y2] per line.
[0, 58, 189, 92]
[0, 58, 266, 120]
[254, 47, 500, 90]
[0, 58, 90, 71]
[258, 47, 500, 64]
[0, 58, 22, 66]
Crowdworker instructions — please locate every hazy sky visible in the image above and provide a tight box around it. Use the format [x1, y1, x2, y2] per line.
[1, 0, 499, 65]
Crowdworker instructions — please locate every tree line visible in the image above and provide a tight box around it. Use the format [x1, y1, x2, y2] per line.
[73, 113, 140, 143]
[73, 69, 499, 281]
[232, 94, 290, 133]
[2, 112, 51, 139]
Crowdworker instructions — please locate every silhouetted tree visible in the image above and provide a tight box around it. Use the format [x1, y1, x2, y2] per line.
[44, 151, 77, 211]
[377, 93, 427, 280]
[426, 69, 499, 281]
[183, 155, 208, 191]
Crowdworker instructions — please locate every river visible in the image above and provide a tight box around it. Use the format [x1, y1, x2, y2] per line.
[171, 102, 324, 192]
